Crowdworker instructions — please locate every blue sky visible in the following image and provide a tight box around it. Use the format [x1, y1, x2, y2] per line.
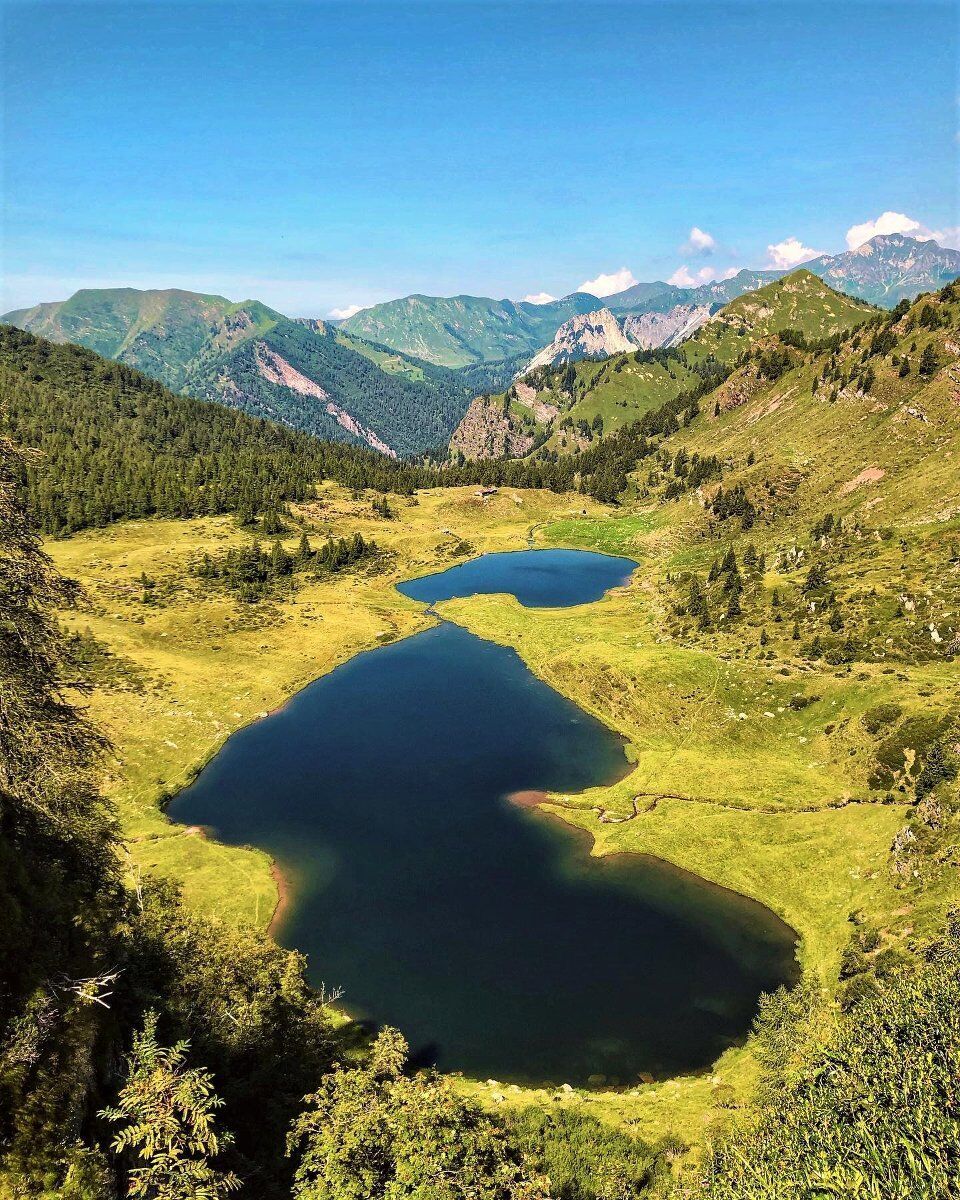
[2, 0, 957, 315]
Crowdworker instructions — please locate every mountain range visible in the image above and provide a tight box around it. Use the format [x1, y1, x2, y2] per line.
[450, 270, 876, 460]
[341, 235, 960, 366]
[4, 235, 958, 456]
[337, 292, 602, 368]
[1, 289, 478, 456]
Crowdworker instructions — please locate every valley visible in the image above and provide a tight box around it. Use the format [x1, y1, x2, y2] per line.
[4, 268, 959, 1198]
[5, 5, 959, 1194]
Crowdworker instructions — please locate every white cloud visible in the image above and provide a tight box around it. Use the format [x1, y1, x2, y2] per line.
[927, 225, 960, 249]
[845, 211, 922, 250]
[766, 237, 824, 269]
[667, 264, 739, 288]
[520, 292, 557, 305]
[577, 267, 638, 297]
[684, 226, 716, 254]
[328, 303, 364, 320]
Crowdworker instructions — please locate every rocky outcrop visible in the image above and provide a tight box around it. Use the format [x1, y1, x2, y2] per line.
[255, 344, 329, 400]
[449, 395, 535, 461]
[522, 308, 636, 374]
[514, 381, 560, 422]
[324, 402, 397, 457]
[622, 303, 714, 349]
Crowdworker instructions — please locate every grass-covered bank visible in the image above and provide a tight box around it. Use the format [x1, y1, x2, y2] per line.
[47, 485, 609, 927]
[43, 473, 955, 1161]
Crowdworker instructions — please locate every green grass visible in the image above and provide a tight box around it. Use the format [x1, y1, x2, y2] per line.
[543, 510, 666, 554]
[45, 286, 960, 1158]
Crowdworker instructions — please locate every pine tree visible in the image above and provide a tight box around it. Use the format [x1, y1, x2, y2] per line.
[293, 531, 313, 568]
[270, 539, 292, 576]
[687, 575, 707, 619]
[918, 343, 940, 377]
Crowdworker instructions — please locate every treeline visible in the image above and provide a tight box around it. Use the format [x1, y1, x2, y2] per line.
[0, 326, 430, 535]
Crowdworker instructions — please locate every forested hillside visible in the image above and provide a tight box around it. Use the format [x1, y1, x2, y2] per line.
[0, 325, 731, 534]
[0, 326, 432, 533]
[2, 290, 476, 455]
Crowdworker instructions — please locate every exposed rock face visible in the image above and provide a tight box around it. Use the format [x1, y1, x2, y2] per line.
[804, 234, 960, 307]
[449, 395, 535, 461]
[523, 308, 636, 373]
[255, 344, 329, 400]
[514, 381, 560, 422]
[623, 304, 714, 349]
[324, 402, 397, 457]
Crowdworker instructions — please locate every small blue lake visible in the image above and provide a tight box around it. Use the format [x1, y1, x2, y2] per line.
[170, 549, 798, 1086]
[397, 547, 637, 608]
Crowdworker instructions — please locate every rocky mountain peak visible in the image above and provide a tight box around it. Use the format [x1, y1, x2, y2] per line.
[523, 308, 636, 373]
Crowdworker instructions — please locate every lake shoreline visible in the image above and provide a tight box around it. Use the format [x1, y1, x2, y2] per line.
[268, 860, 292, 937]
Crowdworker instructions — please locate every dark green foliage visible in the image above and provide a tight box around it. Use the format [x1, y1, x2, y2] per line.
[916, 739, 958, 801]
[127, 880, 336, 1197]
[686, 575, 707, 619]
[194, 533, 377, 602]
[709, 484, 755, 528]
[506, 1107, 654, 1200]
[801, 562, 829, 593]
[0, 441, 343, 1196]
[861, 703, 902, 735]
[684, 920, 960, 1199]
[287, 1028, 546, 1199]
[0, 435, 124, 1195]
[451, 354, 533, 397]
[0, 326, 432, 535]
[754, 345, 793, 382]
[918, 342, 940, 377]
[99, 1010, 240, 1199]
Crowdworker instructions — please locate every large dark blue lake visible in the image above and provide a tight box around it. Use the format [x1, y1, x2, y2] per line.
[170, 550, 798, 1086]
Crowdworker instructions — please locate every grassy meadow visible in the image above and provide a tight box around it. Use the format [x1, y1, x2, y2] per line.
[47, 490, 953, 1150]
[42, 287, 960, 1159]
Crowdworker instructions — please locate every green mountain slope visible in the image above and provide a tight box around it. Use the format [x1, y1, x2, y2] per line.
[0, 325, 430, 534]
[2, 287, 243, 388]
[2, 288, 475, 455]
[339, 292, 601, 367]
[689, 269, 874, 362]
[451, 271, 875, 460]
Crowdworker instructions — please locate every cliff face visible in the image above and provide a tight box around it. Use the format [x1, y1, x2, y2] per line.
[623, 303, 714, 349]
[448, 395, 536, 461]
[524, 308, 636, 372]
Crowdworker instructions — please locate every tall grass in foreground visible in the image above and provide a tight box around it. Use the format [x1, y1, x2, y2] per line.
[676, 916, 960, 1199]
